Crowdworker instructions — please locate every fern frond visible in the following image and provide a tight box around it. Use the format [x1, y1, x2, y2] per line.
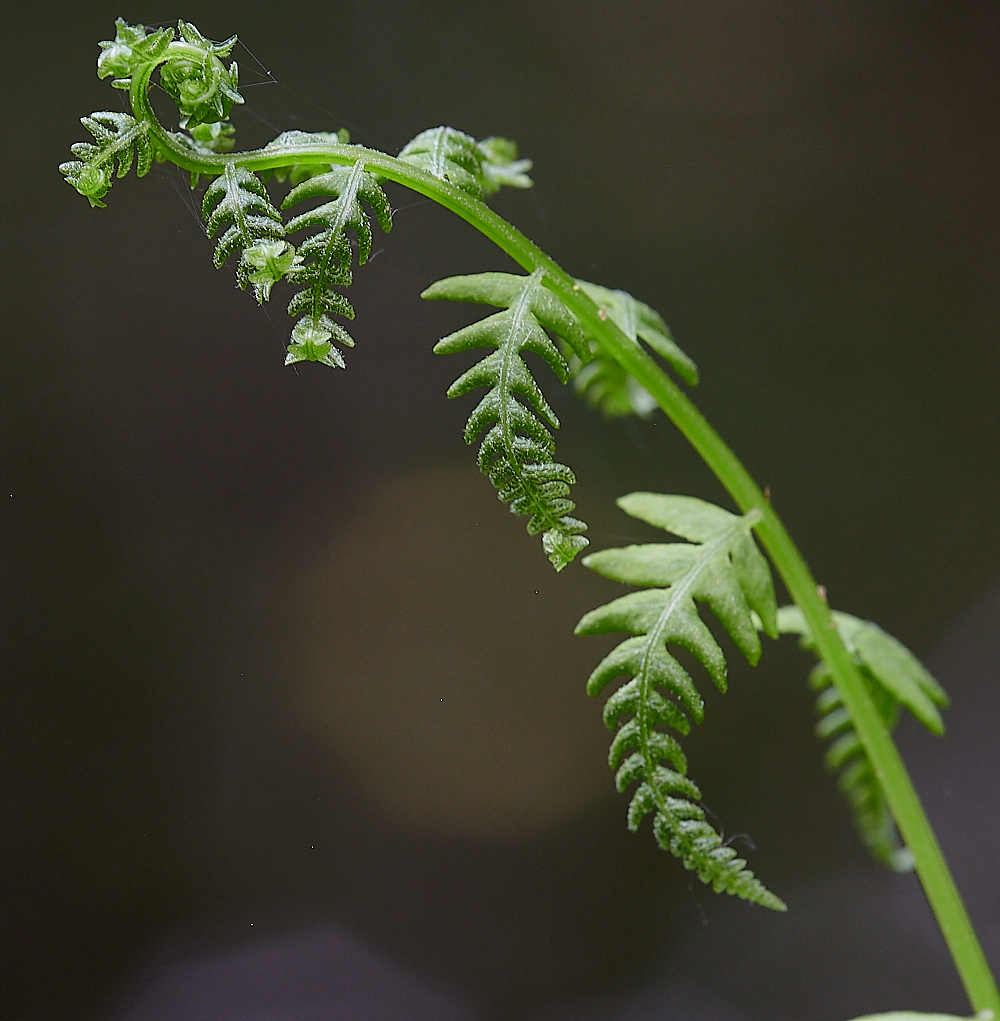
[203, 164, 285, 268]
[280, 160, 392, 368]
[568, 281, 699, 419]
[777, 605, 949, 871]
[397, 128, 533, 199]
[422, 270, 591, 570]
[201, 164, 290, 306]
[576, 493, 784, 909]
[398, 127, 484, 196]
[60, 112, 153, 208]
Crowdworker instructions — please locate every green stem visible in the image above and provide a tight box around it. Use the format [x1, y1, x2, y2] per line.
[129, 69, 999, 1015]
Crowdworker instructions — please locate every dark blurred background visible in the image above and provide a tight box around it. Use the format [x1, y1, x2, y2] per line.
[1, 2, 998, 1018]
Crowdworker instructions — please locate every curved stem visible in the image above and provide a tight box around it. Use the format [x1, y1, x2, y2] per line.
[128, 69, 999, 1015]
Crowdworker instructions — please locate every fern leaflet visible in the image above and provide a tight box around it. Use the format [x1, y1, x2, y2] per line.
[477, 136, 534, 194]
[279, 161, 392, 368]
[568, 281, 699, 419]
[777, 606, 949, 871]
[59, 112, 153, 208]
[576, 493, 784, 909]
[398, 128, 533, 198]
[422, 270, 591, 570]
[96, 18, 173, 89]
[202, 163, 289, 308]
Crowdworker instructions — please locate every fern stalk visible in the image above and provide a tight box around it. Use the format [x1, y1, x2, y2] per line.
[83, 50, 997, 1016]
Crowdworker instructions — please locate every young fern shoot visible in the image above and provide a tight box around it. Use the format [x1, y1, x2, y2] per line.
[60, 18, 1000, 1018]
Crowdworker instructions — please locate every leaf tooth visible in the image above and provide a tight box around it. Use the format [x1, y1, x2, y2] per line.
[313, 314, 355, 347]
[816, 706, 852, 740]
[212, 226, 243, 267]
[115, 145, 134, 178]
[474, 426, 505, 472]
[584, 637, 699, 728]
[837, 757, 873, 794]
[447, 354, 502, 400]
[136, 135, 153, 177]
[644, 643, 705, 723]
[660, 600, 728, 693]
[284, 201, 342, 236]
[616, 493, 734, 541]
[608, 719, 641, 769]
[531, 290, 589, 363]
[513, 477, 570, 508]
[463, 389, 504, 445]
[510, 430, 556, 459]
[527, 496, 576, 522]
[584, 633, 645, 698]
[358, 177, 393, 232]
[808, 662, 833, 692]
[695, 557, 761, 665]
[520, 461, 575, 484]
[644, 691, 691, 734]
[650, 766, 700, 801]
[464, 393, 554, 450]
[318, 291, 356, 320]
[433, 313, 509, 356]
[662, 796, 703, 820]
[486, 462, 516, 493]
[287, 288, 354, 322]
[602, 678, 640, 730]
[824, 731, 862, 772]
[352, 208, 374, 264]
[422, 272, 527, 306]
[816, 685, 843, 715]
[646, 731, 687, 774]
[627, 783, 656, 832]
[282, 167, 356, 208]
[502, 351, 560, 427]
[582, 543, 699, 588]
[669, 818, 718, 850]
[729, 531, 778, 640]
[615, 752, 646, 793]
[517, 319, 572, 383]
[501, 397, 556, 446]
[575, 589, 669, 638]
[707, 845, 739, 866]
[557, 515, 588, 535]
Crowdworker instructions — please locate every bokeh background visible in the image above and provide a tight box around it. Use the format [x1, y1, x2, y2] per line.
[1, 2, 998, 1018]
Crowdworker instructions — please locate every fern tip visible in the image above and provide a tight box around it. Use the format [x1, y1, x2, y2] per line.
[543, 529, 589, 571]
